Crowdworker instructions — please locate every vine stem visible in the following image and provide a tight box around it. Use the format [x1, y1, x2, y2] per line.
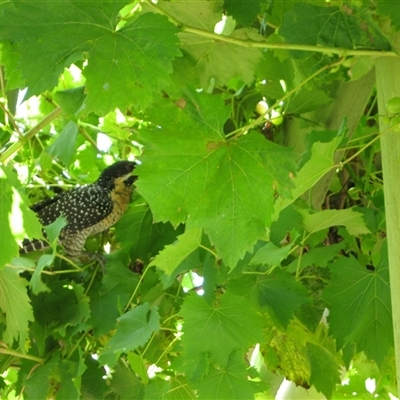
[376, 38, 400, 398]
[5, 263, 85, 275]
[0, 106, 62, 164]
[0, 347, 45, 363]
[338, 120, 400, 169]
[123, 264, 151, 313]
[143, 0, 398, 58]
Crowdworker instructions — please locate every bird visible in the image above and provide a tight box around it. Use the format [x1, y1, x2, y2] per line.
[20, 160, 137, 262]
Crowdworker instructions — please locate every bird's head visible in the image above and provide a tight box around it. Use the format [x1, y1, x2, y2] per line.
[97, 161, 137, 190]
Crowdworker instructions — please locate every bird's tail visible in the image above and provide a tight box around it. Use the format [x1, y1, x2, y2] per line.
[19, 238, 50, 254]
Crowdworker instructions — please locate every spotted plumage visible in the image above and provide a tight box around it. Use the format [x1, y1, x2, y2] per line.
[20, 161, 137, 261]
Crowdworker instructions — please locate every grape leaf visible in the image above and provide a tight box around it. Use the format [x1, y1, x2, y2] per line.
[224, 0, 259, 26]
[81, 356, 109, 400]
[168, 376, 198, 400]
[377, 0, 400, 31]
[301, 208, 371, 236]
[173, 351, 210, 384]
[53, 87, 86, 116]
[144, 379, 171, 400]
[286, 89, 331, 114]
[280, 3, 390, 50]
[46, 120, 78, 167]
[306, 342, 340, 399]
[228, 269, 310, 328]
[31, 280, 91, 337]
[194, 351, 264, 400]
[0, 172, 19, 266]
[127, 352, 149, 384]
[57, 357, 84, 400]
[0, 267, 33, 349]
[137, 92, 295, 266]
[115, 198, 184, 263]
[256, 52, 294, 99]
[157, 0, 223, 31]
[29, 254, 53, 295]
[268, 319, 311, 387]
[109, 362, 145, 399]
[323, 247, 393, 365]
[24, 353, 61, 400]
[84, 12, 180, 114]
[88, 263, 140, 336]
[286, 242, 345, 273]
[150, 228, 202, 275]
[24, 352, 83, 400]
[179, 28, 263, 88]
[274, 136, 342, 217]
[249, 241, 292, 267]
[179, 293, 264, 368]
[99, 303, 160, 366]
[0, 166, 43, 266]
[0, 2, 180, 114]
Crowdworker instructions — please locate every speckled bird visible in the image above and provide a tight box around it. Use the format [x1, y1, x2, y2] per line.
[20, 160, 137, 261]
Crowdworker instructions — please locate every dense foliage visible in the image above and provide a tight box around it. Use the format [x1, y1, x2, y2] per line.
[0, 0, 399, 398]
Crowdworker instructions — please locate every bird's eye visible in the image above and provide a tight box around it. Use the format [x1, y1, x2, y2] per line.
[127, 163, 134, 172]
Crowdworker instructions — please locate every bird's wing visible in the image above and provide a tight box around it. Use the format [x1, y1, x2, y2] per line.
[36, 185, 113, 232]
[30, 191, 65, 213]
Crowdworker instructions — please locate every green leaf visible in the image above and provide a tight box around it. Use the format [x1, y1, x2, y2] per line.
[144, 379, 171, 400]
[377, 0, 400, 31]
[302, 208, 371, 236]
[179, 293, 263, 367]
[24, 353, 61, 400]
[137, 92, 295, 266]
[323, 246, 393, 365]
[0, 3, 180, 114]
[173, 351, 210, 384]
[224, 0, 259, 26]
[46, 121, 78, 167]
[306, 342, 340, 399]
[274, 136, 342, 216]
[84, 12, 180, 114]
[29, 254, 53, 295]
[268, 319, 311, 387]
[43, 215, 68, 243]
[46, 120, 79, 167]
[0, 267, 33, 348]
[58, 357, 84, 400]
[180, 28, 263, 88]
[31, 280, 91, 337]
[109, 361, 145, 400]
[150, 228, 202, 275]
[194, 351, 264, 400]
[256, 52, 294, 100]
[286, 242, 345, 273]
[88, 263, 140, 336]
[0, 171, 19, 266]
[286, 89, 331, 114]
[229, 269, 310, 328]
[0, 166, 43, 266]
[115, 198, 184, 263]
[81, 356, 109, 400]
[127, 352, 149, 384]
[53, 87, 86, 116]
[24, 352, 82, 400]
[249, 241, 292, 267]
[0, 41, 23, 90]
[157, 0, 223, 31]
[280, 3, 390, 50]
[99, 303, 160, 366]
